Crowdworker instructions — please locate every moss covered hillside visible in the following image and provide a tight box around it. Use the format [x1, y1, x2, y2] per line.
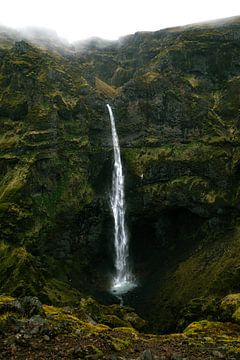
[1, 16, 240, 348]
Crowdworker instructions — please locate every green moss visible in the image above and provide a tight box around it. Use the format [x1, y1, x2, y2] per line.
[43, 302, 110, 335]
[142, 71, 160, 83]
[79, 297, 145, 330]
[233, 307, 240, 324]
[220, 294, 240, 320]
[0, 159, 34, 204]
[184, 320, 240, 337]
[123, 312, 146, 330]
[169, 226, 240, 298]
[0, 131, 19, 149]
[112, 326, 138, 335]
[0, 241, 44, 297]
[43, 279, 82, 306]
[122, 142, 229, 178]
[185, 75, 199, 88]
[79, 297, 101, 318]
[100, 314, 129, 328]
[0, 311, 21, 321]
[95, 77, 119, 97]
[110, 337, 131, 351]
[0, 295, 15, 304]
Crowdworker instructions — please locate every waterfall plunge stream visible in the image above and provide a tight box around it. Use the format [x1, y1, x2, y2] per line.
[107, 104, 137, 296]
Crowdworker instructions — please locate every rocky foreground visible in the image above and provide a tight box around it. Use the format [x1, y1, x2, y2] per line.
[1, 294, 240, 359]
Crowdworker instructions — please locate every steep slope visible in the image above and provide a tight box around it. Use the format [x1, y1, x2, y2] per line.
[1, 17, 240, 332]
[0, 40, 114, 301]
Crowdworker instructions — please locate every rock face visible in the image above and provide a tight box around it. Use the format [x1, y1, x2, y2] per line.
[1, 17, 240, 331]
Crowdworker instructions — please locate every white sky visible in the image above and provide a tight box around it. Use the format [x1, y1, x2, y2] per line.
[1, 0, 240, 42]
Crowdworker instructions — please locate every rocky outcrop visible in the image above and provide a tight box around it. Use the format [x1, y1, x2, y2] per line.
[1, 294, 240, 359]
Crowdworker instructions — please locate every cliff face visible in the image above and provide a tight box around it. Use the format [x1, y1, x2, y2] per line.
[1, 17, 240, 331]
[0, 39, 114, 302]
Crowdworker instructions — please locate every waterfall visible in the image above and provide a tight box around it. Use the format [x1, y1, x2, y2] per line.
[107, 104, 136, 295]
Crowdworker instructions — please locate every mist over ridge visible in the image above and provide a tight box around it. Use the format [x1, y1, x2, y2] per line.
[0, 14, 240, 54]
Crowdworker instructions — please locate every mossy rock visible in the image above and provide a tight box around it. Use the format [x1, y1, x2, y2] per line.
[79, 297, 101, 319]
[43, 303, 110, 335]
[100, 314, 129, 328]
[0, 295, 44, 317]
[0, 243, 45, 298]
[177, 297, 219, 330]
[112, 326, 138, 334]
[42, 279, 82, 306]
[0, 295, 22, 321]
[220, 293, 240, 320]
[18, 296, 45, 317]
[109, 337, 131, 352]
[233, 307, 240, 324]
[123, 312, 146, 330]
[184, 320, 240, 337]
[0, 295, 15, 305]
[78, 296, 145, 330]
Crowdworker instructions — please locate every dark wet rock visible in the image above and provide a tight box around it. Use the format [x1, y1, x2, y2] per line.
[28, 315, 48, 335]
[14, 41, 33, 54]
[139, 350, 155, 360]
[0, 299, 22, 315]
[0, 100, 28, 120]
[72, 346, 86, 358]
[43, 334, 50, 341]
[19, 297, 45, 317]
[85, 355, 103, 360]
[0, 316, 26, 335]
[171, 355, 184, 360]
[111, 356, 118, 360]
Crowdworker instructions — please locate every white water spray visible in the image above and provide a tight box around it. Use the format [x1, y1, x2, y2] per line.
[107, 104, 136, 295]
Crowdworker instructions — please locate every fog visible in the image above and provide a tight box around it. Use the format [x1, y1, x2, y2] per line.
[1, 0, 240, 41]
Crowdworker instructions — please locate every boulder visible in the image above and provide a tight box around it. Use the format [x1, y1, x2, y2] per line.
[19, 296, 45, 317]
[220, 294, 240, 320]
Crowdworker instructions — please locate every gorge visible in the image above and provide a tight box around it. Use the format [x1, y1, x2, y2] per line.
[1, 15, 240, 359]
